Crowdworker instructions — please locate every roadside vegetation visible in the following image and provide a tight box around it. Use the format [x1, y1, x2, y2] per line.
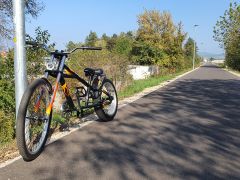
[118, 68, 191, 99]
[0, 1, 201, 149]
[214, 1, 240, 71]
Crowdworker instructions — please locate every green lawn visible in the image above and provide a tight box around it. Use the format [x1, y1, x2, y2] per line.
[118, 69, 191, 99]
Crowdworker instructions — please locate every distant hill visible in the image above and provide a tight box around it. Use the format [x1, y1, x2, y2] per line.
[198, 52, 225, 59]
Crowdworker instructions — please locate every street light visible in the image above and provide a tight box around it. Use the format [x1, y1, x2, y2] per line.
[193, 24, 199, 70]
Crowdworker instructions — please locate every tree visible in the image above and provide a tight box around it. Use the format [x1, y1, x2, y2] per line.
[126, 31, 134, 39]
[131, 40, 166, 65]
[26, 26, 54, 76]
[210, 57, 215, 61]
[183, 37, 200, 68]
[213, 2, 240, 70]
[184, 37, 194, 57]
[0, 49, 15, 113]
[133, 10, 186, 69]
[106, 34, 117, 51]
[137, 10, 176, 48]
[0, 0, 44, 38]
[66, 41, 83, 51]
[0, 49, 15, 144]
[85, 31, 98, 46]
[101, 33, 109, 41]
[112, 33, 133, 56]
[66, 41, 76, 51]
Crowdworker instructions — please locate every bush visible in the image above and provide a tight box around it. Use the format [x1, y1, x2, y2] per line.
[0, 51, 16, 145]
[67, 50, 132, 91]
[0, 110, 14, 144]
[213, 2, 240, 71]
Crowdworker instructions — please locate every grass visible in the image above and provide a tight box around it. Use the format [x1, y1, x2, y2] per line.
[52, 113, 66, 126]
[215, 63, 240, 76]
[118, 68, 191, 99]
[215, 63, 226, 68]
[223, 67, 240, 77]
[0, 140, 18, 163]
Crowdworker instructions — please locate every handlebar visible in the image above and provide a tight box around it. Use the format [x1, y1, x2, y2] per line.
[69, 47, 102, 53]
[26, 41, 102, 55]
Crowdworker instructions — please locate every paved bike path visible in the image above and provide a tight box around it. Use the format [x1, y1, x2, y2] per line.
[1, 63, 240, 179]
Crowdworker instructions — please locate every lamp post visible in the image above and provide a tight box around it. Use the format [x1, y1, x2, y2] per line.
[13, 0, 27, 121]
[193, 24, 199, 70]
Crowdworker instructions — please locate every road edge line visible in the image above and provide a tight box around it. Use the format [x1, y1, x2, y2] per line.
[223, 68, 240, 77]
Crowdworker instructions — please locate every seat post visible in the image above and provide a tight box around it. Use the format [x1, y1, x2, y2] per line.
[85, 75, 92, 106]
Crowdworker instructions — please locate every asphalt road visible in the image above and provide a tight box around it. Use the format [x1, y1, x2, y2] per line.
[1, 63, 240, 180]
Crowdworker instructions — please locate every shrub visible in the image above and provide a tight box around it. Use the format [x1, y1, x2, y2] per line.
[67, 50, 132, 91]
[0, 110, 14, 144]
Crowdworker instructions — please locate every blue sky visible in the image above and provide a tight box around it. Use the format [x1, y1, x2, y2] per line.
[25, 0, 238, 54]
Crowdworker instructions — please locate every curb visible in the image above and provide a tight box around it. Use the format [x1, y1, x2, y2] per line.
[0, 66, 200, 168]
[223, 68, 240, 77]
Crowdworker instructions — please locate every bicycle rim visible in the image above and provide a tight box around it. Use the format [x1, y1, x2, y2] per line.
[101, 82, 117, 116]
[24, 84, 51, 154]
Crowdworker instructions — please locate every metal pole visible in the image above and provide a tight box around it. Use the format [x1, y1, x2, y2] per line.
[193, 40, 196, 70]
[13, 0, 27, 120]
[192, 25, 199, 70]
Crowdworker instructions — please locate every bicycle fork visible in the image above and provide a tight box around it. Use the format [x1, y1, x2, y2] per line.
[45, 55, 70, 116]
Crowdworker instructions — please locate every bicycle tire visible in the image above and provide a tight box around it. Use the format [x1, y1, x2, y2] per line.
[16, 78, 52, 161]
[94, 79, 118, 121]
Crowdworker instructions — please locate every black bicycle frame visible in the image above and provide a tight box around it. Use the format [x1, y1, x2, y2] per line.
[44, 53, 102, 116]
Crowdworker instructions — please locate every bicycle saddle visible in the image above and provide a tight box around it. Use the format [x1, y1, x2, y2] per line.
[84, 68, 103, 76]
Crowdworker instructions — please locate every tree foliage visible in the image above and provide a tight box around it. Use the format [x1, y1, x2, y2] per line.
[213, 2, 240, 70]
[26, 26, 54, 77]
[0, 49, 15, 113]
[85, 31, 98, 47]
[131, 10, 188, 70]
[184, 38, 194, 57]
[112, 32, 133, 56]
[0, 0, 44, 38]
[0, 49, 15, 144]
[66, 10, 198, 71]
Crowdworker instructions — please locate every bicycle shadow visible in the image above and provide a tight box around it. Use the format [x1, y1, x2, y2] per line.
[48, 109, 96, 136]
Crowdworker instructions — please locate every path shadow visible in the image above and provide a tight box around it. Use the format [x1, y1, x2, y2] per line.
[27, 66, 240, 179]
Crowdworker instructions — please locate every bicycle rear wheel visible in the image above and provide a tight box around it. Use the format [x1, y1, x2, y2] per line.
[94, 79, 118, 121]
[16, 78, 52, 161]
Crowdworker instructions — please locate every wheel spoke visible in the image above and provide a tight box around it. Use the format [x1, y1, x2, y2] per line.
[24, 84, 51, 154]
[101, 82, 117, 116]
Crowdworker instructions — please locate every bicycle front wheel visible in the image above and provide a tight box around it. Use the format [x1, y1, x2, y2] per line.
[16, 78, 52, 161]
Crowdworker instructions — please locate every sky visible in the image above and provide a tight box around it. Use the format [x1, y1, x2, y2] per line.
[25, 0, 238, 54]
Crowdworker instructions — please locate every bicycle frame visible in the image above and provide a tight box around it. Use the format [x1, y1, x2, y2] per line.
[44, 54, 104, 117]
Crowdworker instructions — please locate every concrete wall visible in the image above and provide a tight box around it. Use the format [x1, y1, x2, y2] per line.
[211, 59, 225, 64]
[128, 65, 158, 80]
